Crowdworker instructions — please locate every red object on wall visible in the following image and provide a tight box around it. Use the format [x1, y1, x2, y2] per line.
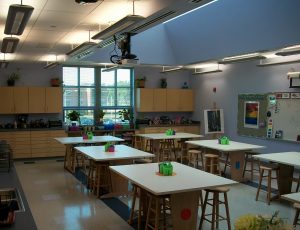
[180, 208, 192, 220]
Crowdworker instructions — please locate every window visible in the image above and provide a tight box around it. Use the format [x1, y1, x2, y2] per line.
[63, 67, 133, 125]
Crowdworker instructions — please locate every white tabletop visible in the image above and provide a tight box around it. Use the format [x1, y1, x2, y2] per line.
[75, 144, 154, 161]
[136, 132, 203, 140]
[255, 152, 300, 167]
[281, 192, 300, 203]
[54, 135, 124, 145]
[110, 162, 237, 195]
[186, 139, 265, 152]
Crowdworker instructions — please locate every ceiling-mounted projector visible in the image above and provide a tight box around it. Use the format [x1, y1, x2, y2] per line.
[75, 0, 99, 4]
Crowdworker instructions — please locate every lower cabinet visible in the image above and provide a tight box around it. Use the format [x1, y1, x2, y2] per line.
[0, 130, 67, 159]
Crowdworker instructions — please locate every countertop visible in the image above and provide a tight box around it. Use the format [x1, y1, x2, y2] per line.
[0, 166, 37, 230]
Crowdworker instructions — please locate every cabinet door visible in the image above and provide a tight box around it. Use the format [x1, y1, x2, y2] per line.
[14, 87, 29, 113]
[180, 89, 194, 111]
[166, 89, 180, 111]
[136, 88, 154, 112]
[0, 87, 14, 114]
[153, 89, 166, 111]
[28, 87, 45, 113]
[46, 87, 62, 113]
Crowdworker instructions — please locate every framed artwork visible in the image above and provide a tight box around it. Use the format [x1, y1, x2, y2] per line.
[204, 109, 224, 134]
[244, 101, 259, 128]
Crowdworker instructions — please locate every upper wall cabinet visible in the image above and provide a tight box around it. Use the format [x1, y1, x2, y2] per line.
[166, 89, 194, 112]
[28, 87, 63, 113]
[0, 87, 28, 114]
[136, 89, 167, 112]
[135, 88, 194, 112]
[0, 87, 62, 114]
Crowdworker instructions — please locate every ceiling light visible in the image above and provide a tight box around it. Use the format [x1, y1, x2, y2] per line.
[5, 4, 34, 35]
[43, 62, 59, 69]
[66, 41, 96, 57]
[92, 15, 145, 41]
[192, 65, 222, 75]
[102, 65, 119, 72]
[0, 61, 9, 69]
[1, 37, 19, 53]
[75, 0, 99, 4]
[219, 53, 266, 64]
[275, 45, 300, 56]
[161, 66, 183, 73]
[287, 71, 300, 78]
[257, 55, 300, 67]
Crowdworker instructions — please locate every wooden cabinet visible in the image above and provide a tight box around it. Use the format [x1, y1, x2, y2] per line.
[12, 131, 31, 159]
[29, 87, 45, 113]
[0, 87, 28, 114]
[46, 88, 62, 113]
[136, 88, 194, 112]
[167, 89, 194, 112]
[28, 87, 62, 113]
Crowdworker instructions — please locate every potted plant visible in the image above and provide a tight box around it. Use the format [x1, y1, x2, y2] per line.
[98, 110, 106, 124]
[66, 110, 80, 126]
[50, 78, 62, 87]
[119, 109, 130, 121]
[7, 70, 20, 86]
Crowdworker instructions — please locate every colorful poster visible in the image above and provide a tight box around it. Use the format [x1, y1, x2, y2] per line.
[244, 101, 259, 128]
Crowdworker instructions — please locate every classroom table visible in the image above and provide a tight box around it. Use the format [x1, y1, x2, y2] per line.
[136, 132, 203, 162]
[185, 139, 265, 181]
[54, 136, 124, 173]
[110, 162, 237, 230]
[75, 144, 154, 198]
[255, 152, 300, 195]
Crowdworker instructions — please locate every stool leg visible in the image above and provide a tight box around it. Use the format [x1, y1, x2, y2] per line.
[154, 197, 160, 230]
[256, 169, 264, 201]
[145, 195, 152, 230]
[242, 154, 248, 178]
[267, 170, 271, 205]
[293, 208, 300, 226]
[216, 192, 219, 229]
[199, 191, 209, 230]
[250, 155, 254, 181]
[224, 192, 231, 230]
[128, 185, 138, 225]
[211, 192, 217, 230]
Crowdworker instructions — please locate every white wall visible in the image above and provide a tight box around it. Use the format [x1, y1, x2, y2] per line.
[190, 60, 300, 152]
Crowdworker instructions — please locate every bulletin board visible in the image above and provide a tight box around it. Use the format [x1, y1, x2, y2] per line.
[267, 92, 300, 142]
[237, 92, 300, 142]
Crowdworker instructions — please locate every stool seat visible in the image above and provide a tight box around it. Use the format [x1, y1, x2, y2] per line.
[187, 149, 203, 168]
[206, 186, 230, 193]
[293, 203, 300, 226]
[260, 165, 279, 171]
[294, 203, 300, 209]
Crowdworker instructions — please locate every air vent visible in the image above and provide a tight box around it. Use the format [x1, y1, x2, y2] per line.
[130, 10, 176, 33]
[188, 0, 204, 3]
[97, 35, 124, 49]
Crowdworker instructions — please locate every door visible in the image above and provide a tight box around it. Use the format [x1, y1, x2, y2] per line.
[0, 87, 14, 114]
[14, 87, 29, 113]
[28, 87, 45, 113]
[46, 87, 62, 113]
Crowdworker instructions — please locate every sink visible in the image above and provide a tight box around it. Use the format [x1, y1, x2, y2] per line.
[0, 188, 25, 212]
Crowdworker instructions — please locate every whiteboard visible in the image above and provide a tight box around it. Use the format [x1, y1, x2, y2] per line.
[269, 97, 300, 142]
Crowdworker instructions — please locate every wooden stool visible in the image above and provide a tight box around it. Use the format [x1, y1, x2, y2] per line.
[293, 174, 300, 192]
[199, 187, 231, 230]
[88, 161, 112, 197]
[204, 154, 221, 175]
[255, 164, 280, 205]
[128, 184, 148, 230]
[145, 139, 153, 152]
[242, 151, 260, 181]
[145, 193, 171, 230]
[134, 135, 143, 150]
[293, 203, 300, 227]
[159, 140, 174, 161]
[188, 149, 203, 169]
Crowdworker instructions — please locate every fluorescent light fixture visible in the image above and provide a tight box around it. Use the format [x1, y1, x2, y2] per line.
[276, 45, 300, 56]
[1, 37, 19, 53]
[43, 61, 59, 69]
[92, 15, 145, 40]
[5, 4, 34, 35]
[287, 71, 300, 79]
[192, 65, 222, 75]
[257, 54, 300, 67]
[219, 53, 266, 64]
[0, 61, 9, 69]
[102, 65, 119, 72]
[66, 41, 96, 57]
[164, 0, 219, 24]
[161, 66, 183, 73]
